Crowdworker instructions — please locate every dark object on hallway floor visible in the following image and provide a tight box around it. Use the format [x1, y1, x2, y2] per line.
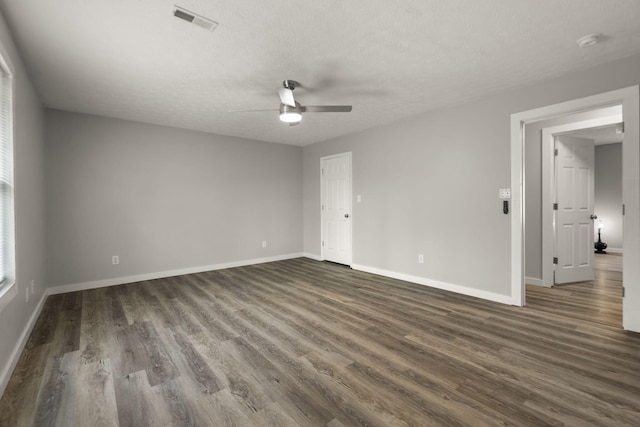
[595, 226, 608, 254]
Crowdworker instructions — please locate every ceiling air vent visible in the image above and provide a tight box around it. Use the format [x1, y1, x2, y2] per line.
[173, 5, 218, 31]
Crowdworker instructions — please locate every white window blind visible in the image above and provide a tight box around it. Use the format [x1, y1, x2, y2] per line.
[0, 59, 14, 291]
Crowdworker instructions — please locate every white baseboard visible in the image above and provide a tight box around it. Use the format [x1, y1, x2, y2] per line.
[1, 252, 306, 397]
[351, 264, 513, 305]
[302, 252, 322, 261]
[525, 277, 550, 287]
[3, 253, 515, 397]
[48, 252, 305, 295]
[0, 290, 48, 397]
[604, 247, 623, 254]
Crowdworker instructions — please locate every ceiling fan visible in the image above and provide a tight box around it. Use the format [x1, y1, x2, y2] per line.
[231, 80, 352, 126]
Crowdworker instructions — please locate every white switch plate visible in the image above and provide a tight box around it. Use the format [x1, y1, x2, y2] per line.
[357, 195, 362, 203]
[418, 254, 424, 264]
[499, 188, 511, 199]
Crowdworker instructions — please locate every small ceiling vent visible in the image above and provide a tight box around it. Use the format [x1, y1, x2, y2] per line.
[173, 5, 218, 31]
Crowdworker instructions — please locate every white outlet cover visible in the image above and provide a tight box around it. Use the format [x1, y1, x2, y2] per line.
[499, 188, 511, 199]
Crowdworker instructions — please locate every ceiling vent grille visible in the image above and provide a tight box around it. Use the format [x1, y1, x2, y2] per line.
[173, 5, 218, 31]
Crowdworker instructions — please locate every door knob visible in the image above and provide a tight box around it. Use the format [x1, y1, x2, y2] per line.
[590, 214, 598, 220]
[344, 214, 350, 218]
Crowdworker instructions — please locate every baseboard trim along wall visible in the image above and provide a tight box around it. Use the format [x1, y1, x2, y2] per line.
[606, 248, 623, 254]
[0, 290, 48, 397]
[48, 253, 304, 295]
[4, 253, 516, 396]
[525, 277, 549, 287]
[351, 264, 514, 306]
[1, 252, 306, 396]
[302, 252, 323, 261]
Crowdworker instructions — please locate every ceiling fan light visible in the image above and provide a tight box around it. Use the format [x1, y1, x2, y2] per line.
[279, 112, 302, 123]
[279, 102, 302, 123]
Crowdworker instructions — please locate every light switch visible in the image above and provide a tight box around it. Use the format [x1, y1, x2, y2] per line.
[357, 195, 362, 203]
[499, 188, 511, 199]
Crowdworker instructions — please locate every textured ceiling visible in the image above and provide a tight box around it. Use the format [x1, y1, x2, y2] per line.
[1, 1, 639, 146]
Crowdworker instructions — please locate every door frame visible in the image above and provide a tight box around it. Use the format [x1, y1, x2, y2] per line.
[510, 85, 639, 332]
[540, 110, 623, 287]
[320, 152, 353, 265]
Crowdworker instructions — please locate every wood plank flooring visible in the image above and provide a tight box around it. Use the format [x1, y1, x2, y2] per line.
[1, 254, 639, 426]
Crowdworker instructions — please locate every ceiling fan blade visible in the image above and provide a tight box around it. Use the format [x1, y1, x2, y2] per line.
[301, 105, 352, 113]
[278, 88, 296, 107]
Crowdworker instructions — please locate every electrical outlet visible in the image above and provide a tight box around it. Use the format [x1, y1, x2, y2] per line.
[262, 241, 267, 248]
[112, 255, 119, 265]
[418, 254, 424, 264]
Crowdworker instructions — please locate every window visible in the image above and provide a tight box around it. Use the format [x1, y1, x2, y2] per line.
[0, 55, 14, 297]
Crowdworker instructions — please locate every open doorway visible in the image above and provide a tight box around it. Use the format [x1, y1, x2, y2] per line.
[531, 105, 622, 288]
[573, 125, 624, 255]
[553, 125, 624, 280]
[510, 86, 640, 332]
[523, 118, 624, 326]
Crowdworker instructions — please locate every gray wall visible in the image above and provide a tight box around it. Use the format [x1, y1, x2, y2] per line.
[304, 107, 511, 295]
[595, 143, 623, 250]
[303, 53, 640, 298]
[0, 12, 47, 392]
[46, 110, 303, 287]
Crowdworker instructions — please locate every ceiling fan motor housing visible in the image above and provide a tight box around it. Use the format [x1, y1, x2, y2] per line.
[280, 101, 302, 115]
[283, 80, 300, 90]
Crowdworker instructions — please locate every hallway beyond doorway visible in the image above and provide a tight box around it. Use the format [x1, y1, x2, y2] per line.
[527, 253, 623, 328]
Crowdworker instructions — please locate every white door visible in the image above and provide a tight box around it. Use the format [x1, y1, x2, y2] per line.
[321, 153, 352, 265]
[554, 135, 595, 284]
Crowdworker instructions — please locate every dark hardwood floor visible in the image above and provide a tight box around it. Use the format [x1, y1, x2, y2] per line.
[1, 254, 639, 426]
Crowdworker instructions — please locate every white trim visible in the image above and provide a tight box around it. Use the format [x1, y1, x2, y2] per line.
[0, 289, 48, 397]
[510, 106, 525, 306]
[622, 88, 640, 332]
[525, 277, 547, 287]
[511, 86, 640, 332]
[0, 280, 17, 313]
[47, 253, 303, 295]
[2, 252, 305, 396]
[302, 252, 323, 261]
[351, 264, 513, 306]
[0, 39, 16, 315]
[541, 108, 623, 287]
[605, 248, 623, 254]
[0, 36, 15, 77]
